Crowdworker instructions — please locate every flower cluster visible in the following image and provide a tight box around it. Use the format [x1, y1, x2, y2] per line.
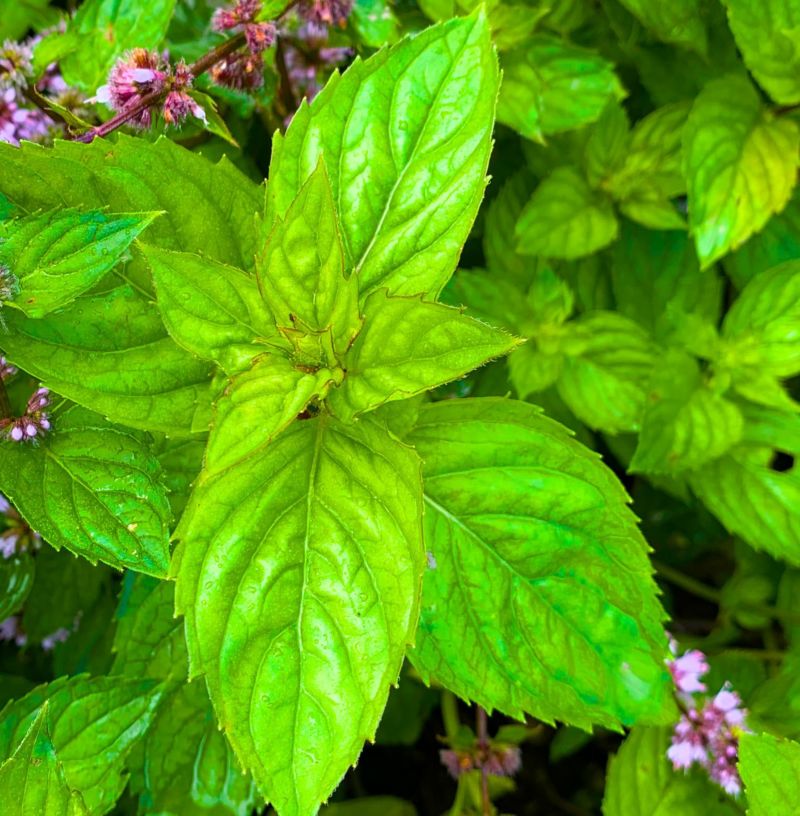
[440, 743, 522, 780]
[0, 493, 43, 559]
[94, 50, 206, 129]
[0, 264, 18, 304]
[210, 0, 276, 91]
[0, 40, 33, 91]
[666, 643, 748, 796]
[0, 387, 51, 443]
[298, 0, 353, 27]
[0, 616, 78, 651]
[0, 356, 17, 382]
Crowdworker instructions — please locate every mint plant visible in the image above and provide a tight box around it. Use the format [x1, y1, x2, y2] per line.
[3, 1, 800, 815]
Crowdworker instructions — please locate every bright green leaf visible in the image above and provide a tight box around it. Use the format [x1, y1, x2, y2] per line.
[516, 167, 619, 259]
[497, 36, 625, 142]
[0, 208, 158, 318]
[0, 554, 34, 621]
[0, 406, 171, 576]
[739, 732, 800, 814]
[328, 290, 519, 421]
[482, 171, 534, 288]
[683, 75, 800, 268]
[266, 12, 499, 299]
[173, 416, 424, 816]
[618, 0, 706, 53]
[0, 675, 163, 815]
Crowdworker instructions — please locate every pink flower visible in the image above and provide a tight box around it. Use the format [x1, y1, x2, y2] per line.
[440, 749, 474, 779]
[41, 627, 71, 652]
[212, 0, 262, 31]
[245, 21, 276, 54]
[211, 52, 264, 90]
[162, 90, 206, 126]
[668, 648, 709, 694]
[1, 386, 51, 443]
[93, 49, 167, 128]
[0, 615, 26, 646]
[299, 0, 353, 26]
[0, 40, 33, 91]
[0, 356, 16, 382]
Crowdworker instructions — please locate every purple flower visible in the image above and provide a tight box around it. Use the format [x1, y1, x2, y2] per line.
[440, 749, 474, 779]
[440, 743, 523, 780]
[162, 90, 206, 126]
[0, 615, 26, 646]
[0, 356, 16, 382]
[0, 531, 17, 559]
[211, 52, 265, 91]
[0, 495, 41, 554]
[41, 626, 71, 652]
[93, 49, 167, 128]
[1, 386, 51, 443]
[0, 263, 18, 302]
[668, 648, 709, 694]
[0, 40, 33, 91]
[212, 0, 263, 31]
[245, 21, 276, 54]
[298, 0, 353, 27]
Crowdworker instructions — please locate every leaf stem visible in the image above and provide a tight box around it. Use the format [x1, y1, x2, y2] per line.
[653, 559, 800, 625]
[72, 31, 246, 144]
[441, 691, 461, 740]
[22, 85, 71, 129]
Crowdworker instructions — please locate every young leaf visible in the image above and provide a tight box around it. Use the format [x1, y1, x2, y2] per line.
[683, 75, 800, 268]
[142, 245, 281, 373]
[516, 167, 619, 259]
[0, 406, 172, 576]
[721, 0, 800, 105]
[408, 399, 674, 729]
[689, 407, 800, 564]
[258, 163, 360, 359]
[204, 353, 342, 476]
[603, 727, 742, 815]
[0, 208, 158, 318]
[266, 12, 499, 299]
[497, 36, 625, 142]
[631, 351, 743, 474]
[0, 286, 212, 435]
[0, 675, 163, 815]
[739, 732, 800, 814]
[173, 416, 425, 816]
[328, 290, 519, 421]
[482, 172, 534, 288]
[557, 312, 656, 433]
[0, 706, 88, 816]
[617, 0, 706, 54]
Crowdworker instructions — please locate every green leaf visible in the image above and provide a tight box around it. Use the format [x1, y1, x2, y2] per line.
[328, 290, 519, 421]
[408, 399, 673, 729]
[557, 312, 656, 433]
[321, 798, 417, 816]
[60, 0, 176, 92]
[173, 416, 424, 816]
[607, 102, 690, 230]
[482, 172, 534, 288]
[0, 209, 158, 318]
[0, 406, 171, 576]
[617, 0, 706, 53]
[516, 167, 619, 259]
[444, 269, 532, 333]
[610, 221, 721, 342]
[0, 675, 163, 815]
[351, 0, 400, 46]
[497, 36, 625, 142]
[204, 354, 342, 476]
[739, 732, 800, 814]
[0, 0, 58, 39]
[683, 75, 800, 268]
[602, 727, 743, 815]
[584, 102, 631, 189]
[721, 261, 800, 379]
[0, 554, 34, 621]
[630, 351, 743, 474]
[266, 12, 499, 299]
[257, 163, 360, 360]
[0, 286, 212, 435]
[689, 407, 800, 564]
[154, 436, 207, 518]
[0, 706, 88, 816]
[143, 245, 280, 373]
[721, 0, 800, 105]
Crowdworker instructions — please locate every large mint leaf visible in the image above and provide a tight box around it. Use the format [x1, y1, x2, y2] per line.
[617, 0, 706, 53]
[602, 727, 742, 815]
[205, 354, 341, 476]
[557, 312, 656, 434]
[721, 0, 800, 105]
[739, 732, 800, 814]
[112, 577, 259, 816]
[497, 36, 625, 142]
[0, 675, 163, 815]
[0, 286, 212, 435]
[266, 12, 498, 299]
[60, 0, 176, 92]
[258, 163, 360, 359]
[0, 209, 158, 318]
[689, 406, 800, 564]
[683, 75, 800, 268]
[407, 398, 674, 730]
[142, 245, 280, 373]
[630, 351, 743, 474]
[0, 406, 171, 576]
[328, 290, 518, 421]
[0, 706, 88, 816]
[173, 416, 424, 816]
[516, 166, 618, 259]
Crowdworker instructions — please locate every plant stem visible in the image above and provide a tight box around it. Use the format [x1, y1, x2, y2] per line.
[476, 707, 491, 816]
[441, 691, 460, 740]
[72, 31, 246, 144]
[22, 85, 70, 128]
[654, 559, 800, 626]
